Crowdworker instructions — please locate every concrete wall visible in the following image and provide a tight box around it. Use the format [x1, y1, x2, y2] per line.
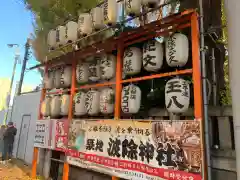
[11, 92, 41, 164]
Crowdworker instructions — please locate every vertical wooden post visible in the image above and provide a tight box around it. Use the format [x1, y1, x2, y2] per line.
[32, 66, 48, 179]
[62, 58, 77, 180]
[191, 12, 207, 179]
[113, 43, 124, 180]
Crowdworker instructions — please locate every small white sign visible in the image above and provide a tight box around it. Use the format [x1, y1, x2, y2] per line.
[34, 120, 50, 148]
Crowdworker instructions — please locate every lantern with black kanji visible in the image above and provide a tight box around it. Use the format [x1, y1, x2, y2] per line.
[76, 63, 89, 84]
[60, 94, 70, 116]
[121, 84, 141, 114]
[56, 25, 67, 46]
[66, 21, 78, 43]
[44, 69, 54, 90]
[125, 0, 141, 16]
[165, 33, 189, 67]
[100, 88, 115, 114]
[74, 92, 87, 116]
[50, 95, 61, 118]
[142, 0, 159, 8]
[54, 67, 62, 89]
[78, 13, 93, 36]
[143, 40, 163, 72]
[165, 78, 190, 113]
[92, 7, 105, 31]
[89, 57, 101, 82]
[100, 54, 116, 80]
[123, 47, 142, 75]
[104, 0, 118, 25]
[41, 96, 51, 117]
[60, 66, 72, 88]
[47, 29, 57, 50]
[85, 90, 100, 116]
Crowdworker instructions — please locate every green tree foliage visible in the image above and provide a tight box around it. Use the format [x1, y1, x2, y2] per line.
[219, 0, 231, 105]
[22, 0, 101, 62]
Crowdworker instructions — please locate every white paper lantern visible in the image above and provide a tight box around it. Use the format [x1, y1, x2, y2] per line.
[92, 7, 105, 30]
[121, 84, 141, 114]
[142, 0, 159, 8]
[85, 90, 100, 116]
[50, 95, 61, 118]
[123, 47, 142, 75]
[56, 25, 67, 46]
[60, 66, 72, 88]
[100, 88, 115, 114]
[146, 8, 160, 24]
[165, 33, 189, 67]
[125, 0, 141, 16]
[41, 96, 51, 117]
[100, 54, 116, 80]
[66, 21, 78, 43]
[76, 63, 89, 84]
[165, 78, 190, 114]
[78, 13, 93, 36]
[44, 70, 54, 89]
[74, 92, 87, 116]
[47, 30, 57, 49]
[143, 40, 163, 72]
[89, 57, 101, 82]
[60, 94, 70, 116]
[104, 0, 118, 25]
[54, 68, 61, 89]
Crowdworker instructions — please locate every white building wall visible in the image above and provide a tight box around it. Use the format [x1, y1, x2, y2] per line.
[11, 92, 41, 164]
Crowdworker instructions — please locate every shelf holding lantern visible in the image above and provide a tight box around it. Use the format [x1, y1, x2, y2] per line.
[32, 8, 205, 180]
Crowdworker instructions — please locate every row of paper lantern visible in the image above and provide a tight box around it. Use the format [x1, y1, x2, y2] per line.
[48, 0, 162, 49]
[124, 33, 189, 75]
[45, 33, 188, 89]
[41, 77, 190, 117]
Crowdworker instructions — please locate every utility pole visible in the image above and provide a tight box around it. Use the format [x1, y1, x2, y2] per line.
[3, 44, 20, 124]
[17, 38, 31, 95]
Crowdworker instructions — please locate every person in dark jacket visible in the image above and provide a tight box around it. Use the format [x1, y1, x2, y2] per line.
[1, 122, 17, 163]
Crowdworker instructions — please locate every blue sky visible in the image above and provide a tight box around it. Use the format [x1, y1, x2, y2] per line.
[0, 0, 41, 89]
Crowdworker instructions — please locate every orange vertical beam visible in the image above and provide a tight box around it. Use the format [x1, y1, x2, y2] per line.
[113, 43, 124, 180]
[32, 66, 48, 179]
[62, 58, 77, 180]
[191, 12, 207, 180]
[191, 12, 203, 119]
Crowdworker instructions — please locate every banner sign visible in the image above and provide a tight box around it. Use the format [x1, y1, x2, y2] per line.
[66, 120, 202, 180]
[34, 120, 51, 148]
[54, 119, 68, 151]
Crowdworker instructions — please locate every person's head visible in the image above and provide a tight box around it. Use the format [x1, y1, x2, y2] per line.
[1, 125, 6, 129]
[8, 122, 14, 127]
